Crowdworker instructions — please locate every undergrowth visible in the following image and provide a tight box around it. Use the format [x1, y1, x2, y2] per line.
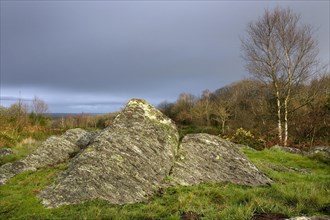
[0, 147, 329, 219]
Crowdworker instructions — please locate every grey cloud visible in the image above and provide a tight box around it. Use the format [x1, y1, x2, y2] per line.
[1, 1, 328, 113]
[0, 96, 32, 102]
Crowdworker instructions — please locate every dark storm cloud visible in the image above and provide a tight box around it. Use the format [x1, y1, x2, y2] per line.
[1, 1, 329, 113]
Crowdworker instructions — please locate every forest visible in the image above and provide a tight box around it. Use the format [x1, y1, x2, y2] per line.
[159, 75, 330, 150]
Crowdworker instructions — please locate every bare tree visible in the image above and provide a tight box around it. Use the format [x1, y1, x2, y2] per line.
[31, 96, 48, 116]
[212, 101, 230, 134]
[8, 100, 28, 132]
[241, 7, 321, 146]
[172, 93, 195, 124]
[201, 89, 212, 126]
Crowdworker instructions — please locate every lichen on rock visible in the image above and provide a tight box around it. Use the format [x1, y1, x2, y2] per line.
[1, 99, 272, 208]
[0, 128, 94, 185]
[38, 99, 180, 207]
[0, 148, 13, 158]
[170, 133, 272, 186]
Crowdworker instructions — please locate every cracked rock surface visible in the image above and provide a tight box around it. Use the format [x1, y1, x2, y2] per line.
[0, 128, 94, 185]
[1, 99, 272, 208]
[39, 99, 179, 207]
[170, 133, 272, 186]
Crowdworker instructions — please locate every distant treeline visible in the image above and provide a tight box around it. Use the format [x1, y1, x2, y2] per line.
[158, 76, 330, 149]
[0, 76, 329, 149]
[0, 97, 117, 147]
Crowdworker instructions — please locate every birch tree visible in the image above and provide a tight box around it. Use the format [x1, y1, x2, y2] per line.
[241, 7, 321, 146]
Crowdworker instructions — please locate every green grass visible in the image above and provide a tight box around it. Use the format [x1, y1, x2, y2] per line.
[0, 141, 42, 166]
[0, 129, 64, 166]
[0, 147, 329, 219]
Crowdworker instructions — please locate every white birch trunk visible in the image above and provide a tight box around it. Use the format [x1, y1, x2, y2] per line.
[277, 96, 283, 143]
[284, 98, 289, 146]
[274, 82, 283, 144]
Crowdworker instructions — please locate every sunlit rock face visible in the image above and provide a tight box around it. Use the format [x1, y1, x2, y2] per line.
[39, 99, 179, 208]
[170, 133, 272, 186]
[0, 128, 94, 185]
[1, 99, 272, 208]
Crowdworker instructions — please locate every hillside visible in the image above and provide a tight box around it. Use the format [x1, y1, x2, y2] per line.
[0, 99, 329, 219]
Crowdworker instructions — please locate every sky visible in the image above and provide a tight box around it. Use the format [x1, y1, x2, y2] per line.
[0, 1, 329, 113]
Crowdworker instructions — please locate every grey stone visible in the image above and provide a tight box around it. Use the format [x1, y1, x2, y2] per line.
[170, 133, 272, 186]
[21, 136, 80, 168]
[0, 147, 13, 158]
[271, 145, 330, 161]
[271, 145, 304, 154]
[266, 164, 311, 174]
[0, 161, 35, 184]
[309, 146, 330, 157]
[286, 216, 330, 220]
[0, 128, 93, 185]
[39, 99, 179, 207]
[61, 128, 97, 148]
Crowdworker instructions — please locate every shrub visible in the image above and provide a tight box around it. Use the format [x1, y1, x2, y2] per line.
[231, 128, 265, 150]
[0, 132, 16, 147]
[178, 125, 221, 140]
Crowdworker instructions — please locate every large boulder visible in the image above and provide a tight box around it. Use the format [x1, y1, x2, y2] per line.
[170, 133, 272, 186]
[0, 128, 93, 185]
[39, 99, 179, 207]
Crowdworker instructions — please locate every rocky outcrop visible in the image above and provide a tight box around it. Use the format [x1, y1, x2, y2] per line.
[1, 99, 272, 208]
[170, 133, 272, 186]
[266, 164, 311, 175]
[309, 146, 330, 158]
[0, 128, 93, 185]
[271, 145, 330, 160]
[271, 145, 305, 154]
[39, 99, 179, 207]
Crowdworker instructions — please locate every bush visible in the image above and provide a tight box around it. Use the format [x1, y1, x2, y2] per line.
[231, 128, 265, 150]
[0, 132, 16, 147]
[178, 125, 221, 140]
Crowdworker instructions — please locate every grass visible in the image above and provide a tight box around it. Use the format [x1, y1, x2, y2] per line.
[0, 146, 329, 219]
[0, 129, 65, 166]
[0, 139, 41, 166]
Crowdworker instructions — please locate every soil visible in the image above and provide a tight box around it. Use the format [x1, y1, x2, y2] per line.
[180, 211, 204, 220]
[253, 213, 289, 220]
